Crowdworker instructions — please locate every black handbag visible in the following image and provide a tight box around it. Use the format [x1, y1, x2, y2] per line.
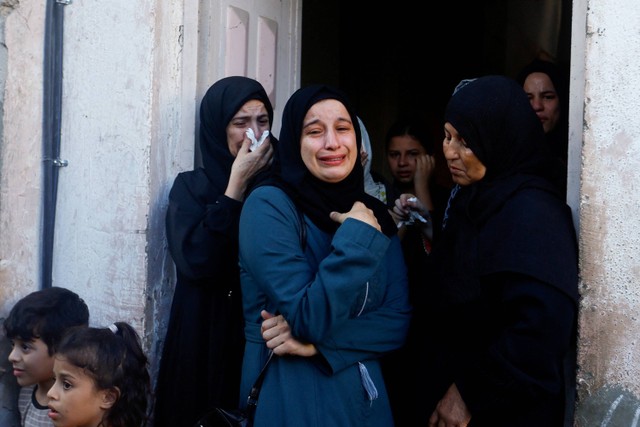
[193, 352, 273, 427]
[193, 408, 249, 427]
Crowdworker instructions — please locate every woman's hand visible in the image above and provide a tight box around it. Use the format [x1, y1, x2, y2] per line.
[391, 193, 433, 240]
[226, 136, 274, 200]
[329, 201, 381, 232]
[414, 153, 436, 187]
[414, 154, 436, 213]
[260, 310, 317, 357]
[428, 383, 471, 427]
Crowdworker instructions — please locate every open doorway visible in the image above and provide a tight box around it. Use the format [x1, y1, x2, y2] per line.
[300, 0, 572, 182]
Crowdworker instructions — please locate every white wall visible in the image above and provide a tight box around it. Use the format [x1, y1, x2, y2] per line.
[572, 0, 640, 423]
[0, 0, 46, 316]
[0, 0, 184, 372]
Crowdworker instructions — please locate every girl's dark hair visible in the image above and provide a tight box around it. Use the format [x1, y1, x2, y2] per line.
[384, 119, 434, 155]
[56, 322, 151, 427]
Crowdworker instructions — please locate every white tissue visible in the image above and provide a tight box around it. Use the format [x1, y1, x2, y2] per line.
[246, 128, 270, 151]
[397, 197, 429, 228]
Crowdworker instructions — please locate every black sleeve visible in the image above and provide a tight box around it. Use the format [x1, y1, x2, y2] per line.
[165, 172, 243, 281]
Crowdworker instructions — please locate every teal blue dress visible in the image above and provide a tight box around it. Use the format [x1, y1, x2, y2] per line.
[238, 185, 411, 427]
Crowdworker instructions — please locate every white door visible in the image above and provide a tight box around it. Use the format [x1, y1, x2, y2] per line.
[195, 0, 301, 137]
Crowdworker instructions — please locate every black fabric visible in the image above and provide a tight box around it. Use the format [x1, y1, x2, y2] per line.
[263, 84, 397, 237]
[424, 76, 579, 425]
[154, 77, 273, 427]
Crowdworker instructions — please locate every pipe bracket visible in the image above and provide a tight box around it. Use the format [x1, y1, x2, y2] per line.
[56, 0, 72, 5]
[53, 158, 69, 167]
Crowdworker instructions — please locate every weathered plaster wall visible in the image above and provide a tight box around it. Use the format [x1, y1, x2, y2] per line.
[55, 0, 155, 330]
[0, 0, 44, 314]
[0, 3, 51, 425]
[0, 0, 183, 394]
[574, 0, 640, 424]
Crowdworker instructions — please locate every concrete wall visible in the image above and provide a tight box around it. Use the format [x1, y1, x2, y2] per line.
[0, 0, 183, 399]
[572, 0, 640, 425]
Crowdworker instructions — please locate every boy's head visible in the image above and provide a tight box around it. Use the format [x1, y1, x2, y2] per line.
[3, 287, 89, 387]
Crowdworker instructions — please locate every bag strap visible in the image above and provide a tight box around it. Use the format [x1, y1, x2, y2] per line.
[243, 201, 303, 421]
[245, 350, 274, 420]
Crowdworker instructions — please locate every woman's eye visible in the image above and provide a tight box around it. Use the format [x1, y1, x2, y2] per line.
[63, 381, 72, 391]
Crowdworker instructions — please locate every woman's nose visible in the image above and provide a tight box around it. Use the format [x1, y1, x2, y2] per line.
[443, 143, 457, 160]
[530, 97, 543, 111]
[324, 131, 340, 149]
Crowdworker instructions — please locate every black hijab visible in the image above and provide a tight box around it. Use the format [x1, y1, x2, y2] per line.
[269, 84, 396, 237]
[444, 75, 559, 223]
[438, 75, 578, 303]
[199, 76, 274, 188]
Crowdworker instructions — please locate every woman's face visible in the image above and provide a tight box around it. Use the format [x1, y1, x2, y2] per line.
[300, 99, 358, 183]
[386, 135, 426, 185]
[226, 99, 270, 157]
[443, 122, 486, 186]
[523, 72, 561, 134]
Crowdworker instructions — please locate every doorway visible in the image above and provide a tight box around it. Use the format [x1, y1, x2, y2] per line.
[300, 0, 572, 181]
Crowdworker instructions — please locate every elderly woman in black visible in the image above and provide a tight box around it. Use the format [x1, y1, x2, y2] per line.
[418, 76, 579, 427]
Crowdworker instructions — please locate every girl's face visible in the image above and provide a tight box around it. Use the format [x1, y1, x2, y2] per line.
[300, 99, 358, 183]
[226, 99, 270, 157]
[8, 337, 55, 389]
[523, 72, 561, 134]
[386, 135, 426, 184]
[47, 357, 117, 427]
[442, 122, 486, 186]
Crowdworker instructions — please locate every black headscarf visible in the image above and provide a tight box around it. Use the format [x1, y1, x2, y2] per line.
[438, 75, 578, 303]
[199, 76, 274, 188]
[444, 75, 559, 223]
[268, 84, 396, 237]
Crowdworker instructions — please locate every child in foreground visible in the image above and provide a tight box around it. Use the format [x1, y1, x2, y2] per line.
[47, 322, 151, 427]
[3, 287, 90, 426]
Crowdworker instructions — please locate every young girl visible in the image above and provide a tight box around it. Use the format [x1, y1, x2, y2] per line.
[46, 322, 151, 427]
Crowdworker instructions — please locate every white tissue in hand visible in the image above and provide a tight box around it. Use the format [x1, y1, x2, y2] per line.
[246, 128, 270, 151]
[397, 197, 429, 228]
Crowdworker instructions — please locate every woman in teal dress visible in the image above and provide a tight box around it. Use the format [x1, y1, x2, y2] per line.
[238, 84, 412, 426]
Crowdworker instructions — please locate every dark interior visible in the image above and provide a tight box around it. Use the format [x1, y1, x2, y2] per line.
[301, 0, 572, 182]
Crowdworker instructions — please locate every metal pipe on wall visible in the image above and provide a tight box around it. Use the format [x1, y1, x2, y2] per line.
[41, 0, 69, 289]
